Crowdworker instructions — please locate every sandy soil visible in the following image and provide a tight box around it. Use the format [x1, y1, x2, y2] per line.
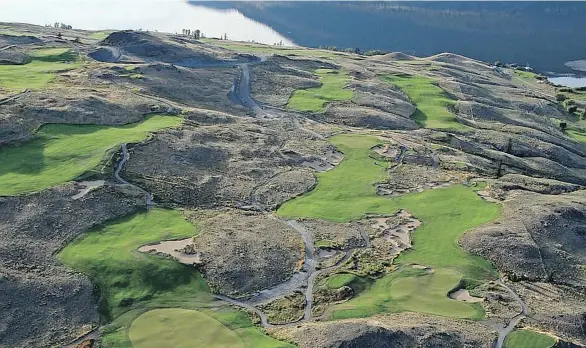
[138, 238, 201, 265]
[370, 210, 421, 257]
[449, 289, 484, 303]
[71, 180, 105, 200]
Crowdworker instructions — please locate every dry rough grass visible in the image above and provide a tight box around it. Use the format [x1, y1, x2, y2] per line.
[0, 183, 144, 347]
[183, 210, 303, 296]
[462, 190, 586, 288]
[122, 116, 320, 209]
[271, 312, 496, 348]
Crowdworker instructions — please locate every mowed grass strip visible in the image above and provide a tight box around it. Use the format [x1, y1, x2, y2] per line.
[129, 308, 244, 348]
[0, 47, 81, 90]
[325, 273, 358, 289]
[0, 115, 181, 196]
[381, 74, 468, 130]
[278, 134, 501, 319]
[287, 68, 353, 112]
[505, 329, 557, 348]
[58, 209, 210, 320]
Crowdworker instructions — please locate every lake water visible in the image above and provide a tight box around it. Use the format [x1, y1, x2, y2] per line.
[548, 76, 586, 88]
[2, 1, 586, 74]
[0, 0, 294, 45]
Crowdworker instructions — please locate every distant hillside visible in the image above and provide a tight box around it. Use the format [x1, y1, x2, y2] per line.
[200, 1, 586, 73]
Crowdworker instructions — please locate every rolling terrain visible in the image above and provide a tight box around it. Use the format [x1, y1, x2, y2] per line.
[0, 22, 585, 348]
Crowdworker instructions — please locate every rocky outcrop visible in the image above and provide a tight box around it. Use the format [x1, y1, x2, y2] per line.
[462, 190, 586, 287]
[0, 183, 144, 347]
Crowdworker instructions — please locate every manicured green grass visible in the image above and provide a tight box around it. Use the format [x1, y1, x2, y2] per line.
[505, 329, 556, 348]
[129, 308, 244, 348]
[60, 209, 292, 348]
[325, 273, 358, 289]
[0, 47, 81, 90]
[89, 31, 112, 40]
[0, 115, 181, 196]
[287, 69, 353, 112]
[514, 70, 537, 80]
[381, 74, 468, 130]
[278, 134, 501, 319]
[332, 268, 483, 320]
[58, 209, 209, 320]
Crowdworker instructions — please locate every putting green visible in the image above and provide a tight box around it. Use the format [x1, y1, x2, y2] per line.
[390, 268, 482, 318]
[505, 329, 556, 348]
[0, 115, 181, 196]
[129, 309, 244, 348]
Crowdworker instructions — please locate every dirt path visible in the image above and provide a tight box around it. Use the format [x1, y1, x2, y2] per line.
[115, 143, 153, 209]
[62, 328, 99, 348]
[214, 217, 372, 327]
[494, 279, 529, 348]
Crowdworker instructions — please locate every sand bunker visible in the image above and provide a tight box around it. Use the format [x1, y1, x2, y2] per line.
[371, 210, 421, 257]
[72, 180, 105, 200]
[449, 289, 484, 303]
[138, 238, 201, 265]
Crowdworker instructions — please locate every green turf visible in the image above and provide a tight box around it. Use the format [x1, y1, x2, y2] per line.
[89, 31, 112, 40]
[332, 268, 483, 319]
[0, 47, 81, 90]
[287, 68, 353, 112]
[60, 208, 293, 348]
[58, 208, 209, 320]
[505, 329, 557, 348]
[278, 134, 501, 319]
[325, 274, 358, 289]
[129, 308, 244, 348]
[0, 114, 181, 196]
[381, 74, 468, 130]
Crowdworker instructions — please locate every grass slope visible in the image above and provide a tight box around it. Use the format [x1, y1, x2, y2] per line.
[505, 329, 556, 348]
[278, 134, 501, 319]
[325, 274, 358, 289]
[58, 209, 209, 320]
[59, 209, 293, 348]
[0, 115, 181, 196]
[0, 47, 81, 90]
[129, 309, 244, 348]
[287, 68, 353, 112]
[381, 74, 468, 130]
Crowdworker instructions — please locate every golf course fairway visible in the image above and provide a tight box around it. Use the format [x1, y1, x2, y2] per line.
[278, 134, 501, 319]
[0, 114, 181, 195]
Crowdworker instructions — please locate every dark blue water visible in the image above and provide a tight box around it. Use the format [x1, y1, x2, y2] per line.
[198, 1, 586, 74]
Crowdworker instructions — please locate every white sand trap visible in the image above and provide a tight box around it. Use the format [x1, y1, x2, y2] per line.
[138, 238, 201, 265]
[450, 289, 484, 303]
[72, 180, 105, 200]
[371, 210, 421, 258]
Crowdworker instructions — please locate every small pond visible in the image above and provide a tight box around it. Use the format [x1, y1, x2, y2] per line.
[548, 76, 586, 88]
